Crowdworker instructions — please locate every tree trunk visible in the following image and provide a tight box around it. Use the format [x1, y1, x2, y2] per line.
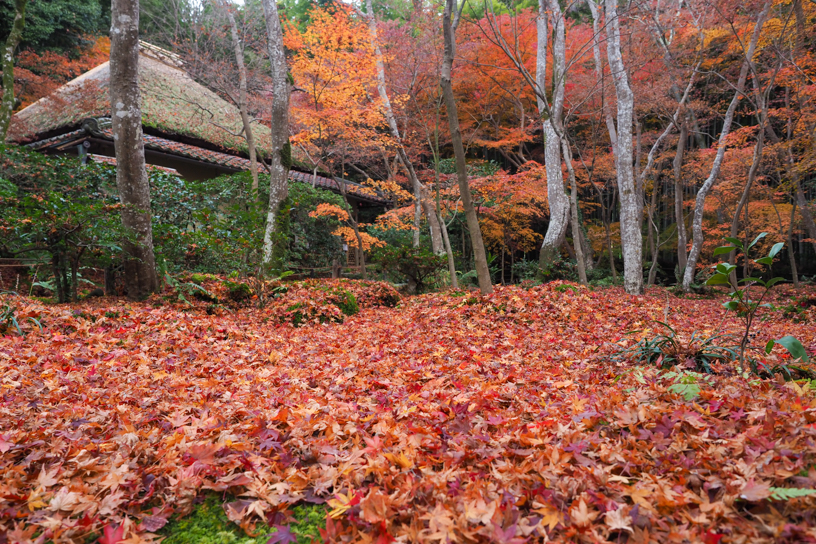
[52, 253, 66, 304]
[673, 120, 688, 271]
[0, 0, 26, 139]
[363, 0, 452, 267]
[647, 177, 660, 286]
[537, 0, 570, 274]
[570, 176, 588, 284]
[788, 201, 799, 288]
[422, 198, 445, 255]
[441, 0, 492, 294]
[222, 1, 259, 195]
[604, 0, 642, 295]
[681, 0, 771, 291]
[261, 0, 291, 269]
[110, 0, 159, 300]
[586, 0, 617, 158]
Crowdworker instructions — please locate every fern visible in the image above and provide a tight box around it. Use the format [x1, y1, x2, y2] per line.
[769, 487, 816, 501]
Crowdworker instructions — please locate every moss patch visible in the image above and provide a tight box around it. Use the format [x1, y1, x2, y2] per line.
[160, 495, 326, 544]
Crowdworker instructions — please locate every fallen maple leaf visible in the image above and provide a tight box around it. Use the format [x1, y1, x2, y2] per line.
[740, 479, 772, 501]
[98, 522, 126, 544]
[604, 504, 633, 533]
[267, 524, 297, 544]
[570, 499, 598, 527]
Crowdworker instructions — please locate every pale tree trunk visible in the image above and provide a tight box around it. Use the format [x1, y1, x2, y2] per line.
[362, 0, 452, 269]
[569, 173, 588, 284]
[441, 0, 492, 294]
[604, 0, 642, 295]
[110, 0, 159, 300]
[536, 0, 570, 273]
[586, 0, 617, 157]
[422, 198, 445, 255]
[261, 0, 291, 269]
[681, 0, 771, 291]
[549, 0, 587, 286]
[674, 120, 688, 271]
[0, 0, 27, 139]
[222, 2, 259, 194]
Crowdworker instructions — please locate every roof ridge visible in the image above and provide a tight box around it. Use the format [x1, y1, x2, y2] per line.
[138, 41, 183, 68]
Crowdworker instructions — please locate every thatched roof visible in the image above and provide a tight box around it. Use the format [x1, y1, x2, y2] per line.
[7, 42, 272, 156]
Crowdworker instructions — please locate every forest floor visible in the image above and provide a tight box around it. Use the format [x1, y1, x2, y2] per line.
[2, 280, 816, 543]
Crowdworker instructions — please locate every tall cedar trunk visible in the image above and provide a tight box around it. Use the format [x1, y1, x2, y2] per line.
[681, 0, 771, 291]
[441, 0, 492, 294]
[223, 2, 259, 194]
[110, 0, 159, 300]
[604, 0, 642, 295]
[261, 0, 291, 269]
[536, 0, 570, 272]
[674, 120, 688, 271]
[0, 0, 26, 139]
[363, 0, 452, 269]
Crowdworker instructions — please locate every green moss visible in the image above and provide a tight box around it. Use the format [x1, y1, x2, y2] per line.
[280, 141, 293, 171]
[264, 197, 291, 276]
[332, 288, 359, 316]
[160, 494, 326, 544]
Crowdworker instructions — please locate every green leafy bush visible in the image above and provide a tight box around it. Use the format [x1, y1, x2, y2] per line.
[373, 246, 446, 293]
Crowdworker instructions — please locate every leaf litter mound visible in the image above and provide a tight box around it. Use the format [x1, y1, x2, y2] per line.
[2, 281, 816, 543]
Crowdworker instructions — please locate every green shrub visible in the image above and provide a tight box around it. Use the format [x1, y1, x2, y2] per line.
[373, 246, 446, 293]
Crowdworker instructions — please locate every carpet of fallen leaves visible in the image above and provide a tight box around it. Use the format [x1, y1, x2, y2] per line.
[2, 280, 816, 544]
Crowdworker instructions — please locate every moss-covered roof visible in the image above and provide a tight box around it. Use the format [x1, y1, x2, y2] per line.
[7, 45, 273, 156]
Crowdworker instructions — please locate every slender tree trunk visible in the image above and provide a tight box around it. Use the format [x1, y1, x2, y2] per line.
[110, 0, 159, 300]
[435, 163, 459, 288]
[422, 198, 445, 255]
[586, 0, 617, 157]
[681, 0, 771, 291]
[222, 1, 259, 194]
[604, 0, 642, 295]
[363, 0, 450, 263]
[537, 0, 570, 273]
[673, 120, 688, 271]
[783, 89, 816, 254]
[0, 0, 26, 139]
[570, 176, 588, 285]
[71, 254, 80, 303]
[52, 253, 66, 304]
[788, 201, 799, 288]
[261, 0, 291, 269]
[441, 0, 492, 294]
[728, 124, 765, 283]
[647, 178, 660, 286]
